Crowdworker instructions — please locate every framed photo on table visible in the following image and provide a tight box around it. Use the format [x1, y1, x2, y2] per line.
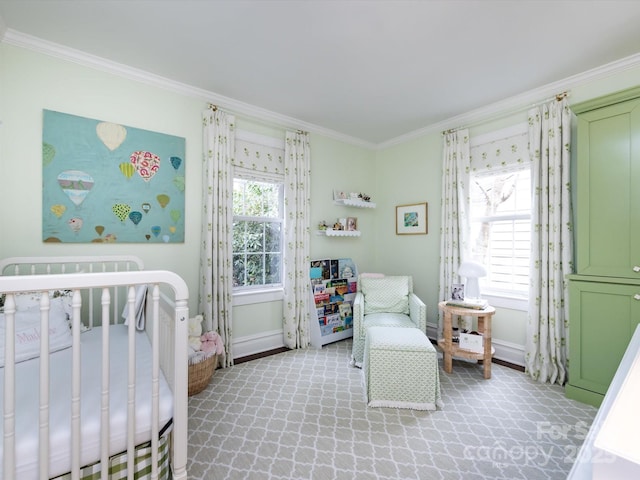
[396, 202, 428, 235]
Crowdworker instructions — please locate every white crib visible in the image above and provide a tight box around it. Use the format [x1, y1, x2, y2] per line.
[0, 256, 188, 480]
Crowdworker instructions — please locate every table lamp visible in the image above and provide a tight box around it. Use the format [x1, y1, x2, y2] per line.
[458, 261, 487, 299]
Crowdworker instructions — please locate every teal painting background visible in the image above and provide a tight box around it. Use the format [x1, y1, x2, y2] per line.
[42, 110, 186, 243]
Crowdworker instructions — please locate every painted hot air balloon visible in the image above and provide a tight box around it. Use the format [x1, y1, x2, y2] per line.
[169, 226, 176, 234]
[119, 162, 135, 179]
[130, 151, 160, 182]
[170, 209, 181, 223]
[57, 170, 94, 207]
[50, 204, 66, 218]
[67, 217, 83, 233]
[141, 202, 151, 214]
[95, 225, 105, 236]
[151, 226, 161, 238]
[156, 194, 170, 209]
[162, 235, 170, 243]
[96, 122, 127, 151]
[173, 175, 185, 192]
[170, 156, 182, 170]
[112, 203, 131, 222]
[129, 211, 142, 226]
[43, 142, 56, 166]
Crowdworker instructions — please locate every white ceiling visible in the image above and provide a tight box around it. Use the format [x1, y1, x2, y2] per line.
[2, 0, 640, 146]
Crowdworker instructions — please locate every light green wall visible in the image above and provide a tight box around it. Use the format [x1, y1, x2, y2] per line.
[4, 41, 640, 360]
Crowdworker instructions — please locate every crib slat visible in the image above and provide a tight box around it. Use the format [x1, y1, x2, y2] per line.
[151, 284, 161, 480]
[39, 293, 51, 480]
[3, 295, 16, 480]
[71, 289, 82, 480]
[126, 286, 137, 480]
[100, 288, 111, 480]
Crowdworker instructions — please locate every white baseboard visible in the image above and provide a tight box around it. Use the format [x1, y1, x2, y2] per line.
[232, 329, 285, 360]
[427, 321, 525, 367]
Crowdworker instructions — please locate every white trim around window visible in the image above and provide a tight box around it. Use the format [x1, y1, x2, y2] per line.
[233, 287, 284, 306]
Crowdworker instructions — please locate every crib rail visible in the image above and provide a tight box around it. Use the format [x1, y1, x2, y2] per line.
[0, 256, 145, 328]
[0, 270, 188, 480]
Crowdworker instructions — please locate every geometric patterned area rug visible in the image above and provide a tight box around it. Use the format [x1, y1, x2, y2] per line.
[188, 339, 597, 480]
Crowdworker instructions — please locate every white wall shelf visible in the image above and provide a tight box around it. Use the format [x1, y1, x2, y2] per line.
[316, 229, 361, 237]
[334, 198, 376, 209]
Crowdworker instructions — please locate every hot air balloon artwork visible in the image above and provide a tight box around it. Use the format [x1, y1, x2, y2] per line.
[43, 142, 56, 166]
[112, 203, 131, 222]
[119, 162, 135, 179]
[170, 156, 182, 170]
[57, 170, 94, 207]
[50, 204, 66, 219]
[129, 211, 142, 226]
[96, 122, 127, 151]
[67, 217, 83, 234]
[43, 110, 185, 243]
[157, 194, 170, 209]
[130, 151, 161, 182]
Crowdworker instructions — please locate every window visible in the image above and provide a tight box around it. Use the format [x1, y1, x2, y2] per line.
[469, 166, 531, 298]
[232, 177, 283, 290]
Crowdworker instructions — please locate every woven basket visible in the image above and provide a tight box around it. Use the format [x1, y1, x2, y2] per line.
[188, 354, 217, 396]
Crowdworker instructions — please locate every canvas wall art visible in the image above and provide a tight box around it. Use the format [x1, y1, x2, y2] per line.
[42, 110, 186, 243]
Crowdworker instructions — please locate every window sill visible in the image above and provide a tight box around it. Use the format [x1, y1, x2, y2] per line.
[482, 293, 528, 312]
[233, 288, 284, 306]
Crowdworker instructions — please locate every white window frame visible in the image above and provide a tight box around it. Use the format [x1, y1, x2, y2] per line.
[469, 124, 530, 311]
[232, 171, 285, 300]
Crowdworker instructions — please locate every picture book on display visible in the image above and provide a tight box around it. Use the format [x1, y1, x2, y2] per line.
[310, 258, 357, 336]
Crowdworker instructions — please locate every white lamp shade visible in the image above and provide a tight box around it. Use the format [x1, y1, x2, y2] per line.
[458, 261, 487, 299]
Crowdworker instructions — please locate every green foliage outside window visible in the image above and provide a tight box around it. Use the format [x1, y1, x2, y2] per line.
[233, 178, 283, 288]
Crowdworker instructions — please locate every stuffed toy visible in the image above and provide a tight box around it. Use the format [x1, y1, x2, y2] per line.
[200, 330, 224, 356]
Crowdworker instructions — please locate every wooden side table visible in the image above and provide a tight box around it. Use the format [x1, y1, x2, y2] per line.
[437, 301, 496, 379]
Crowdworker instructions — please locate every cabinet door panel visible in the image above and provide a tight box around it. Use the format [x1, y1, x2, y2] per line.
[576, 98, 640, 278]
[569, 281, 640, 395]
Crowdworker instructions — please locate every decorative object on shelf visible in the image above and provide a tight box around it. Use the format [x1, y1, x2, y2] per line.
[396, 202, 428, 235]
[333, 220, 344, 230]
[458, 261, 487, 299]
[346, 217, 358, 231]
[318, 220, 328, 231]
[188, 315, 224, 396]
[451, 283, 465, 301]
[333, 189, 376, 208]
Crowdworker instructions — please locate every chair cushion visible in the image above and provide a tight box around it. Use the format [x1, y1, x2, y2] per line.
[361, 276, 410, 315]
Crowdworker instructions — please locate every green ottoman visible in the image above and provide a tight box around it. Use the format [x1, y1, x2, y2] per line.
[364, 326, 442, 410]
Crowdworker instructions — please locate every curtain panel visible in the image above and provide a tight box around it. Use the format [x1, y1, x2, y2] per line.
[525, 98, 573, 385]
[282, 131, 311, 349]
[438, 129, 471, 334]
[200, 109, 235, 368]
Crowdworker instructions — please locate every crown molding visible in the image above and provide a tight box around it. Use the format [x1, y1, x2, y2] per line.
[2, 29, 376, 150]
[4, 28, 640, 151]
[378, 52, 640, 150]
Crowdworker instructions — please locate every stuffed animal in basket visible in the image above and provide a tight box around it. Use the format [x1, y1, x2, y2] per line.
[200, 330, 224, 356]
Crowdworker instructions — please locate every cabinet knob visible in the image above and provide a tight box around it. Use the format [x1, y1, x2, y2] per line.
[635, 294, 640, 301]
[634, 266, 640, 273]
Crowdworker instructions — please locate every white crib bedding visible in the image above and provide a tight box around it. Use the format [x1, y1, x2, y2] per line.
[0, 324, 174, 480]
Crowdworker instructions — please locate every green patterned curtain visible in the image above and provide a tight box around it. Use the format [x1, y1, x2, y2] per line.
[525, 98, 573, 384]
[282, 131, 311, 349]
[200, 108, 235, 367]
[438, 129, 471, 335]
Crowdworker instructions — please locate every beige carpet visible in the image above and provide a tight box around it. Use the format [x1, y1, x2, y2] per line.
[187, 339, 596, 480]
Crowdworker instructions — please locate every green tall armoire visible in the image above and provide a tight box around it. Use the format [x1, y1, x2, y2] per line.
[566, 86, 640, 407]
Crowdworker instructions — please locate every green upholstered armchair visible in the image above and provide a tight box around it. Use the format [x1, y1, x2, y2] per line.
[351, 275, 427, 366]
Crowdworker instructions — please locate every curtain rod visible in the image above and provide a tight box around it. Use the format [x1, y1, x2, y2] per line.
[206, 102, 307, 134]
[441, 90, 570, 136]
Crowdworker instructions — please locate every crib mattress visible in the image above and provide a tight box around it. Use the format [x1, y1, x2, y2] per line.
[0, 325, 174, 479]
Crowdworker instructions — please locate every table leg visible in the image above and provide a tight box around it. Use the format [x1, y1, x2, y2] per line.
[479, 314, 492, 379]
[443, 311, 453, 373]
